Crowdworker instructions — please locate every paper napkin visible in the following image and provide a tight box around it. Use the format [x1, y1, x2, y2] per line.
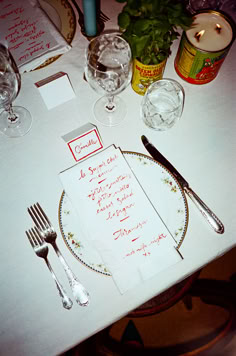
[59, 146, 182, 294]
[0, 0, 71, 73]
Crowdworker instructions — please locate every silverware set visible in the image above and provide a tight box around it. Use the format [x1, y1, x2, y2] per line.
[26, 203, 90, 310]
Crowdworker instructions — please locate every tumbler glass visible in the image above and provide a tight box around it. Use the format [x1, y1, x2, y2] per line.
[141, 79, 185, 131]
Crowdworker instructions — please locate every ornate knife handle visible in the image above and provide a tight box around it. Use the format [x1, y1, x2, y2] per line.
[184, 187, 224, 234]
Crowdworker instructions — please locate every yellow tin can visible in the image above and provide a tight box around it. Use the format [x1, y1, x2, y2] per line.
[131, 58, 167, 95]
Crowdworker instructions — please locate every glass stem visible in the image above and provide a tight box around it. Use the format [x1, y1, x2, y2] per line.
[6, 104, 19, 124]
[105, 96, 115, 112]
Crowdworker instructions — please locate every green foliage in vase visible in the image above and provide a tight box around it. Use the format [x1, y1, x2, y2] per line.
[116, 0, 193, 65]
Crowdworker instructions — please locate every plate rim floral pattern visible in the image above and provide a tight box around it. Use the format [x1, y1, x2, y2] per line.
[58, 151, 189, 276]
[36, 0, 76, 69]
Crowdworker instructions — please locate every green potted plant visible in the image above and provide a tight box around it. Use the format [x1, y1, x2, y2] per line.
[116, 0, 193, 95]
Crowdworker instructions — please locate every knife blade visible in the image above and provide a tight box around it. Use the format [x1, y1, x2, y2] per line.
[141, 135, 224, 234]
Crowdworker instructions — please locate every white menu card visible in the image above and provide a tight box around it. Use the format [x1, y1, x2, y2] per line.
[0, 0, 71, 73]
[59, 146, 182, 293]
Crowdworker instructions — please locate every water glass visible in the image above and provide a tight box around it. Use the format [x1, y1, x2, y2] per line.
[141, 79, 185, 131]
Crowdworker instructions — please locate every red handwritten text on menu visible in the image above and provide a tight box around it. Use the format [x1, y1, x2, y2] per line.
[59, 146, 181, 293]
[0, 0, 68, 71]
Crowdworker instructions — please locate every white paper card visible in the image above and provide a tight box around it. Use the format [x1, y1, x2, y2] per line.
[35, 72, 75, 109]
[62, 123, 103, 162]
[59, 146, 182, 293]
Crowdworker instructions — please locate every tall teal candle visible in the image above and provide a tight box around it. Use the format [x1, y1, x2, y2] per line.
[82, 0, 97, 36]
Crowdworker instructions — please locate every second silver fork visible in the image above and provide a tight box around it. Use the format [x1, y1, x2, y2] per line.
[26, 228, 73, 310]
[28, 203, 90, 307]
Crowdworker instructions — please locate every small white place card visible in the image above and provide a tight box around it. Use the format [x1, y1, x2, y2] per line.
[62, 123, 103, 162]
[59, 145, 182, 294]
[35, 72, 75, 110]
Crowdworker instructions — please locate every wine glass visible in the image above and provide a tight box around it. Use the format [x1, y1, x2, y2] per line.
[84, 33, 132, 127]
[0, 44, 32, 138]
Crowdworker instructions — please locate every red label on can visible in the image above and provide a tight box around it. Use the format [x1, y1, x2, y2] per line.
[175, 32, 230, 84]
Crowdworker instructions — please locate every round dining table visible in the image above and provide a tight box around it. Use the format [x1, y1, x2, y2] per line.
[0, 0, 235, 355]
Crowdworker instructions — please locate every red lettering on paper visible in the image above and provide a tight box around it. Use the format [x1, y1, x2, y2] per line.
[120, 216, 129, 222]
[106, 203, 135, 221]
[79, 169, 86, 180]
[113, 220, 147, 240]
[0, 1, 54, 63]
[124, 233, 168, 258]
[75, 139, 98, 155]
[97, 201, 114, 215]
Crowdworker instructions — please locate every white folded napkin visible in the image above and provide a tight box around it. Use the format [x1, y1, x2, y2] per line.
[0, 0, 71, 73]
[59, 145, 182, 293]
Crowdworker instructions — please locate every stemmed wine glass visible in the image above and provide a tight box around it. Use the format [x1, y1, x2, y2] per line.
[84, 33, 132, 127]
[0, 44, 32, 138]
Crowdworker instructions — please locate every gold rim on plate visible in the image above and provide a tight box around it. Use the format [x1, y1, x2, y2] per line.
[36, 0, 76, 69]
[58, 151, 189, 276]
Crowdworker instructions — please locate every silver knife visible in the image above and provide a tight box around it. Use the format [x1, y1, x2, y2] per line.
[141, 135, 224, 234]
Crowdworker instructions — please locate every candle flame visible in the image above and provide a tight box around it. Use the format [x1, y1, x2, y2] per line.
[215, 23, 221, 34]
[195, 30, 205, 42]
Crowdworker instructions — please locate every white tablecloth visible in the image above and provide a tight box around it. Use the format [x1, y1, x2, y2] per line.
[0, 1, 235, 355]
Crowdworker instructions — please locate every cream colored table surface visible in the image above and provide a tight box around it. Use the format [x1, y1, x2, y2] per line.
[0, 1, 235, 355]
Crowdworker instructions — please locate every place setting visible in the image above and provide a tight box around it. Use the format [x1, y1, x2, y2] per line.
[25, 137, 189, 306]
[1, 1, 236, 355]
[9, 0, 229, 306]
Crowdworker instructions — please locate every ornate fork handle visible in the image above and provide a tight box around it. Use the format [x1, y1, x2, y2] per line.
[52, 242, 90, 306]
[45, 258, 73, 310]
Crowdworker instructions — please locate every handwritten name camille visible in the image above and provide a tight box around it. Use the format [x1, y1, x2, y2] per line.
[75, 139, 97, 154]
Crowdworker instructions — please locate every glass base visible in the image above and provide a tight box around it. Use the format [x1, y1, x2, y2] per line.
[0, 106, 32, 138]
[93, 96, 127, 127]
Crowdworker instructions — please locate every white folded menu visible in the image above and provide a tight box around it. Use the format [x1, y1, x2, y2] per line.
[0, 0, 71, 73]
[59, 145, 182, 294]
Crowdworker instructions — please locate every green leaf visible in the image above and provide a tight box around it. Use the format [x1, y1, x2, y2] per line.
[117, 0, 193, 65]
[157, 52, 167, 62]
[141, 55, 151, 65]
[118, 12, 130, 29]
[133, 19, 152, 36]
[135, 35, 151, 57]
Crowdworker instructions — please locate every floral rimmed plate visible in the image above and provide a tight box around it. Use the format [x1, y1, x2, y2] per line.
[58, 151, 189, 276]
[37, 0, 76, 69]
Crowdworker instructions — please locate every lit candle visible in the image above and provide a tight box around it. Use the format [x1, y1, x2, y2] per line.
[174, 11, 235, 84]
[82, 0, 97, 37]
[186, 12, 233, 51]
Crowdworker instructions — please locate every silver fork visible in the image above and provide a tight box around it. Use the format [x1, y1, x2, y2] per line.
[99, 10, 110, 22]
[28, 203, 90, 307]
[26, 228, 73, 310]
